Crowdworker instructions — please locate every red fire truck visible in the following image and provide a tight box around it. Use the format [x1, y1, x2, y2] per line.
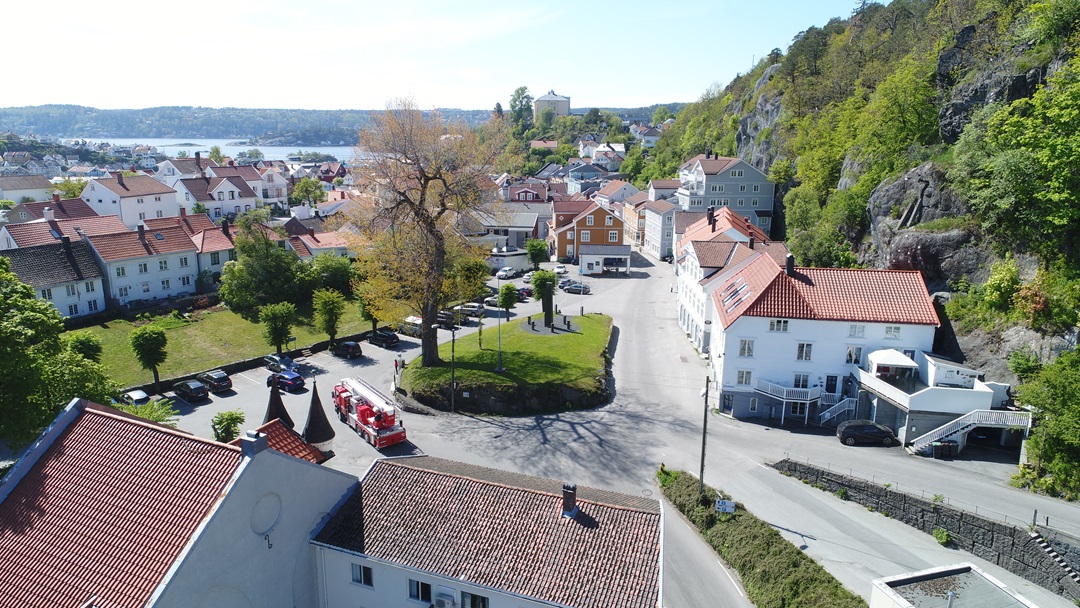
[331, 377, 407, 448]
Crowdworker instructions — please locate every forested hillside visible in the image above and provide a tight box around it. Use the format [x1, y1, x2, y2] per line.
[633, 0, 1080, 498]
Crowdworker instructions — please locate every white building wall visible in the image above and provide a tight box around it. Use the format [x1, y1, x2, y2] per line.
[102, 251, 198, 304]
[153, 450, 358, 608]
[38, 278, 105, 318]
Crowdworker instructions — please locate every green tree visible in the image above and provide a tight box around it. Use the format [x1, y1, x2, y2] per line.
[313, 288, 347, 347]
[245, 148, 265, 160]
[219, 213, 304, 321]
[583, 108, 602, 125]
[620, 146, 646, 184]
[509, 86, 534, 133]
[111, 397, 179, 428]
[1015, 349, 1080, 499]
[129, 325, 168, 388]
[353, 99, 506, 367]
[525, 238, 548, 269]
[211, 409, 246, 442]
[291, 176, 327, 207]
[497, 282, 518, 312]
[354, 286, 381, 333]
[208, 145, 225, 165]
[537, 107, 556, 133]
[260, 301, 297, 354]
[0, 199, 14, 210]
[652, 105, 674, 125]
[493, 102, 504, 119]
[531, 270, 558, 327]
[984, 258, 1021, 311]
[53, 178, 86, 199]
[64, 330, 103, 363]
[308, 253, 356, 296]
[176, 150, 189, 158]
[191, 201, 208, 215]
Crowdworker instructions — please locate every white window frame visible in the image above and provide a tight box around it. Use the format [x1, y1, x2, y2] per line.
[791, 402, 807, 416]
[586, 215, 594, 226]
[350, 563, 373, 587]
[159, 259, 168, 271]
[849, 324, 865, 338]
[68, 303, 79, 316]
[608, 230, 619, 242]
[846, 345, 863, 365]
[738, 339, 754, 357]
[180, 256, 189, 268]
[769, 319, 788, 332]
[210, 251, 221, 265]
[40, 288, 53, 300]
[85, 281, 95, 292]
[736, 370, 752, 385]
[118, 286, 130, 298]
[605, 215, 613, 226]
[66, 284, 78, 297]
[87, 299, 99, 312]
[749, 397, 758, 412]
[580, 231, 590, 242]
[409, 580, 431, 602]
[794, 373, 810, 389]
[796, 343, 812, 361]
[161, 279, 170, 291]
[885, 325, 901, 339]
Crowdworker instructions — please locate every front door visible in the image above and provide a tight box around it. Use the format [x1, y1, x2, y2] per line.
[825, 375, 838, 394]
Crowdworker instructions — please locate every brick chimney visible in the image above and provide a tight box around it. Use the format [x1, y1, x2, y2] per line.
[785, 253, 795, 276]
[116, 172, 125, 188]
[561, 482, 579, 518]
[221, 218, 230, 236]
[52, 192, 60, 203]
[138, 224, 145, 242]
[43, 207, 54, 222]
[61, 235, 72, 255]
[195, 151, 202, 169]
[179, 207, 186, 217]
[308, 228, 316, 239]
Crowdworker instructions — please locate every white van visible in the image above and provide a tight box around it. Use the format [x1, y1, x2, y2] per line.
[399, 316, 423, 337]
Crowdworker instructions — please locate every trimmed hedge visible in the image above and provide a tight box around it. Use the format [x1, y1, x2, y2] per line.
[659, 469, 866, 608]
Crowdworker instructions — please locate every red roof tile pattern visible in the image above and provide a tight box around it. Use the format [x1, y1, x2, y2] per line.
[298, 230, 349, 251]
[649, 179, 682, 190]
[315, 457, 660, 608]
[143, 212, 215, 236]
[228, 419, 325, 464]
[678, 206, 769, 251]
[86, 224, 197, 262]
[208, 164, 262, 182]
[624, 191, 651, 207]
[679, 153, 740, 175]
[94, 175, 176, 198]
[596, 180, 630, 197]
[3, 215, 128, 247]
[644, 199, 676, 214]
[287, 235, 312, 258]
[673, 211, 708, 234]
[14, 198, 98, 221]
[192, 225, 238, 253]
[713, 256, 940, 328]
[162, 157, 219, 175]
[176, 175, 257, 201]
[0, 404, 240, 608]
[691, 239, 740, 268]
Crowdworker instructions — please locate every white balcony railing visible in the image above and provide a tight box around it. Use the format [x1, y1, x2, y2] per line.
[908, 409, 1032, 453]
[819, 398, 857, 425]
[754, 379, 820, 402]
[853, 368, 912, 409]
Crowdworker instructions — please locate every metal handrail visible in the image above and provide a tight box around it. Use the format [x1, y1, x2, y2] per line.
[819, 398, 857, 424]
[908, 409, 1032, 452]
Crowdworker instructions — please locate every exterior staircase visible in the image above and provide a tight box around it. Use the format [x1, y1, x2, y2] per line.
[905, 409, 1031, 455]
[1030, 530, 1080, 587]
[818, 398, 857, 426]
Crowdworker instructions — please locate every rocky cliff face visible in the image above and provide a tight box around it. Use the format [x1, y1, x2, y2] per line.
[734, 64, 783, 172]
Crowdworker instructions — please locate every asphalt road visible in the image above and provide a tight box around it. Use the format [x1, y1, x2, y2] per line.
[174, 256, 1075, 608]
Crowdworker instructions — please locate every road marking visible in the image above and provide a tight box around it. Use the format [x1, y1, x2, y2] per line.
[719, 561, 744, 597]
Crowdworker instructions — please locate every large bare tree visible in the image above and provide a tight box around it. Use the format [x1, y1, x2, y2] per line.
[352, 99, 504, 366]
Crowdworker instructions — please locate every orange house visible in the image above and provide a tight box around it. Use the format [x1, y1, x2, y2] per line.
[548, 201, 624, 260]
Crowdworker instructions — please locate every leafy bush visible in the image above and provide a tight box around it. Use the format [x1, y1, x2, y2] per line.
[933, 527, 951, 546]
[659, 469, 866, 608]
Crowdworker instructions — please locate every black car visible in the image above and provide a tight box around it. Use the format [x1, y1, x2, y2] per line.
[267, 370, 305, 392]
[369, 328, 401, 347]
[837, 420, 897, 446]
[437, 310, 457, 328]
[196, 369, 232, 393]
[517, 286, 533, 301]
[173, 379, 210, 402]
[331, 341, 363, 359]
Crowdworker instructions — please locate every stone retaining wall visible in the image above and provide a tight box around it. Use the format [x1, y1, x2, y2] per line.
[772, 458, 1080, 601]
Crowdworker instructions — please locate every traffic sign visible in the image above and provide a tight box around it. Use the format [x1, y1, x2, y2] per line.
[715, 499, 736, 513]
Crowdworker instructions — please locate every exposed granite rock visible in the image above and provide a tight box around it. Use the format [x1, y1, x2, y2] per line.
[735, 63, 783, 173]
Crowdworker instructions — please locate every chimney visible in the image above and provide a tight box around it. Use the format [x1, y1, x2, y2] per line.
[785, 253, 795, 276]
[221, 218, 230, 236]
[52, 192, 60, 203]
[195, 151, 202, 169]
[116, 172, 124, 188]
[61, 235, 72, 254]
[179, 206, 186, 217]
[749, 234, 755, 249]
[308, 228, 316, 238]
[130, 164, 137, 173]
[561, 482, 579, 518]
[239, 430, 268, 457]
[228, 160, 235, 166]
[138, 224, 145, 242]
[43, 207, 55, 222]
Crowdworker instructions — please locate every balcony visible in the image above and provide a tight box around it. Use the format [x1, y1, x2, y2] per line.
[754, 379, 820, 402]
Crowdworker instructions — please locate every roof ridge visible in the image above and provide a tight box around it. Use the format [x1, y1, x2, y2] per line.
[85, 406, 242, 451]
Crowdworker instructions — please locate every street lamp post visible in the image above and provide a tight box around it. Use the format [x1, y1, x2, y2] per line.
[433, 324, 457, 413]
[699, 375, 710, 495]
[495, 276, 505, 373]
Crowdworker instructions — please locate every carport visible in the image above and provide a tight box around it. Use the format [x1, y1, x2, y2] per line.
[578, 244, 631, 276]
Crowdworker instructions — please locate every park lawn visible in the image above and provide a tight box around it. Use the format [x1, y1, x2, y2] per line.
[76, 307, 371, 388]
[404, 313, 611, 393]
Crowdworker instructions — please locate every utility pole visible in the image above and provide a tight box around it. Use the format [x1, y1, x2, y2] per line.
[700, 375, 710, 495]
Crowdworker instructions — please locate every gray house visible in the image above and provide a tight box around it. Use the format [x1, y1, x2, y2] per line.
[676, 152, 774, 236]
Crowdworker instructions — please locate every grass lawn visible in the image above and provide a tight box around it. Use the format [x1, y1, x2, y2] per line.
[75, 306, 372, 388]
[403, 314, 612, 393]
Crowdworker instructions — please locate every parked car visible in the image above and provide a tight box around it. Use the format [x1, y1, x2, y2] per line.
[437, 310, 458, 328]
[496, 266, 518, 279]
[331, 340, 363, 359]
[553, 264, 568, 275]
[522, 271, 534, 282]
[399, 315, 424, 337]
[517, 286, 533, 300]
[173, 379, 209, 402]
[453, 302, 485, 317]
[196, 369, 232, 393]
[264, 354, 298, 373]
[484, 295, 500, 307]
[837, 420, 897, 446]
[119, 389, 152, 406]
[267, 370, 306, 392]
[660, 254, 674, 263]
[558, 277, 576, 289]
[368, 328, 400, 347]
[563, 282, 591, 295]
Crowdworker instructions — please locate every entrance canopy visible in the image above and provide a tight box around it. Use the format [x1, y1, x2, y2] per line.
[868, 348, 917, 369]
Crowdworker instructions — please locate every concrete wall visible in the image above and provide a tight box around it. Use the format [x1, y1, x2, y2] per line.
[771, 459, 1080, 602]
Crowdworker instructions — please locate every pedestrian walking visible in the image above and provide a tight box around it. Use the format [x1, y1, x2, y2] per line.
[394, 359, 399, 374]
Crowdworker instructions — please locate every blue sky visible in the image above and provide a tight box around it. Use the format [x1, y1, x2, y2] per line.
[8, 0, 856, 111]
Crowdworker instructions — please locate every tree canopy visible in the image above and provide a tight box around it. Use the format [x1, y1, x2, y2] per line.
[129, 325, 168, 387]
[260, 302, 297, 354]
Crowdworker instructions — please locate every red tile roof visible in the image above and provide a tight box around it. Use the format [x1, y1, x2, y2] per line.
[94, 175, 176, 198]
[86, 224, 197, 262]
[228, 419, 325, 464]
[143, 212, 216, 236]
[649, 179, 681, 190]
[14, 198, 98, 221]
[0, 403, 240, 608]
[315, 457, 661, 608]
[713, 256, 940, 328]
[678, 206, 769, 251]
[208, 164, 262, 182]
[596, 180, 630, 197]
[643, 199, 676, 214]
[624, 191, 650, 207]
[3, 215, 128, 247]
[192, 225, 238, 253]
[287, 235, 312, 258]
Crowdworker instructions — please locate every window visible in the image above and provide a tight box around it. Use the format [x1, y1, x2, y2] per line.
[408, 580, 431, 602]
[180, 256, 189, 268]
[751, 199, 759, 206]
[749, 397, 758, 412]
[217, 192, 224, 201]
[754, 184, 760, 192]
[691, 198, 702, 206]
[760, 216, 770, 228]
[228, 250, 237, 261]
[40, 288, 53, 300]
[85, 281, 95, 292]
[710, 184, 720, 192]
[846, 346, 863, 365]
[796, 343, 812, 361]
[719, 184, 724, 192]
[885, 325, 901, 339]
[210, 252, 221, 265]
[739, 184, 747, 192]
[161, 279, 170, 290]
[155, 196, 161, 202]
[794, 373, 809, 389]
[214, 208, 222, 218]
[567, 231, 574, 240]
[737, 370, 752, 385]
[68, 303, 79, 316]
[66, 284, 78, 297]
[721, 198, 729, 206]
[229, 191, 235, 200]
[737, 199, 744, 206]
[351, 563, 373, 587]
[138, 212, 146, 220]
[605, 215, 613, 226]
[791, 402, 807, 416]
[156, 210, 163, 218]
[159, 260, 168, 271]
[608, 230, 619, 242]
[730, 169, 744, 177]
[118, 286, 130, 298]
[586, 215, 594, 226]
[141, 283, 150, 293]
[580, 231, 590, 242]
[723, 394, 733, 411]
[461, 591, 489, 608]
[738, 339, 754, 357]
[849, 324, 865, 338]
[87, 299, 99, 312]
[116, 266, 126, 280]
[181, 275, 191, 286]
[769, 319, 789, 332]
[137, 197, 144, 204]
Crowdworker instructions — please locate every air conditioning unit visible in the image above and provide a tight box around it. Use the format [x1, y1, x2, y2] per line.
[434, 594, 455, 608]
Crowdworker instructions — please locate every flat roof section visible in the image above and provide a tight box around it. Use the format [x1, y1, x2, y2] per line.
[872, 563, 1039, 608]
